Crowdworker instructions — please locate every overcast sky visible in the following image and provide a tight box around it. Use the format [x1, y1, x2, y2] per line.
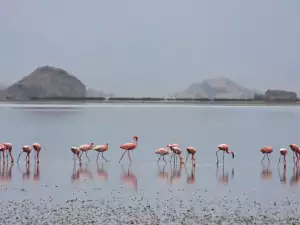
[0, 0, 299, 96]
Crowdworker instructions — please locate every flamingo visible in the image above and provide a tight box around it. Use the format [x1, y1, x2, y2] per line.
[71, 147, 82, 164]
[119, 136, 138, 163]
[93, 143, 109, 162]
[278, 148, 288, 168]
[172, 146, 184, 165]
[185, 146, 196, 166]
[33, 143, 41, 163]
[167, 144, 180, 163]
[2, 142, 14, 163]
[289, 144, 299, 163]
[17, 145, 32, 163]
[155, 147, 171, 164]
[0, 145, 6, 162]
[216, 144, 234, 165]
[260, 146, 273, 163]
[79, 142, 94, 162]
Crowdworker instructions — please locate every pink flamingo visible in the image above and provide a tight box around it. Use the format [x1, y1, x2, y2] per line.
[278, 148, 288, 168]
[155, 147, 171, 164]
[0, 145, 6, 163]
[33, 143, 41, 163]
[119, 136, 138, 163]
[2, 142, 14, 163]
[17, 145, 32, 163]
[216, 144, 235, 165]
[260, 146, 273, 163]
[186, 146, 196, 166]
[172, 146, 184, 165]
[71, 147, 82, 164]
[93, 143, 109, 162]
[79, 143, 94, 162]
[289, 144, 299, 163]
[167, 144, 180, 163]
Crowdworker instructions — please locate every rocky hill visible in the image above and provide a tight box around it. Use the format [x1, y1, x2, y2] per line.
[3, 66, 86, 100]
[174, 77, 256, 99]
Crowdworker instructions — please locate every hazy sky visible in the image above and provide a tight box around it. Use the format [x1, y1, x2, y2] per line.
[1, 0, 299, 96]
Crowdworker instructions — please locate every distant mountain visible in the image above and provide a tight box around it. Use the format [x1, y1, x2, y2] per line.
[3, 66, 86, 100]
[174, 77, 258, 99]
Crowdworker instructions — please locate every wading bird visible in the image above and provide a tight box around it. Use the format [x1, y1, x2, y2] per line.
[33, 143, 41, 163]
[172, 146, 184, 165]
[155, 147, 171, 164]
[119, 136, 138, 163]
[0, 145, 6, 162]
[17, 145, 32, 163]
[185, 146, 196, 166]
[93, 143, 109, 162]
[216, 144, 234, 165]
[79, 143, 94, 162]
[71, 147, 82, 164]
[278, 148, 288, 168]
[260, 146, 273, 163]
[289, 144, 299, 163]
[2, 142, 14, 163]
[167, 144, 180, 163]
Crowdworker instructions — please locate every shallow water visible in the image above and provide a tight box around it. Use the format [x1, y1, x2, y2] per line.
[0, 103, 300, 224]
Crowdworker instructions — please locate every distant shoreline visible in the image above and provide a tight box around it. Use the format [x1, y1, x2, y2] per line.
[0, 97, 299, 105]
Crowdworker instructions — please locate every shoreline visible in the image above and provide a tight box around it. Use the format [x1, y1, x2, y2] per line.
[0, 100, 299, 106]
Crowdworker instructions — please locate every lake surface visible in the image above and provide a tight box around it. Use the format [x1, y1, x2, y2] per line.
[0, 103, 300, 224]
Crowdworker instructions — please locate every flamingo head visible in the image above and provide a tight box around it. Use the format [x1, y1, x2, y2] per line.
[90, 142, 94, 146]
[230, 151, 235, 159]
[133, 136, 138, 141]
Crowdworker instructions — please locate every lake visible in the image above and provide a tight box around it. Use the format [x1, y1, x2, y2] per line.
[0, 103, 299, 224]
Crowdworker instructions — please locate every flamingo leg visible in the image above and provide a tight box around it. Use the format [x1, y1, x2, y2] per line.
[170, 153, 173, 163]
[185, 154, 189, 164]
[266, 154, 270, 163]
[85, 152, 90, 162]
[119, 150, 127, 163]
[2, 151, 4, 162]
[127, 151, 132, 163]
[261, 154, 266, 163]
[284, 155, 286, 168]
[163, 155, 167, 164]
[96, 152, 100, 161]
[278, 155, 281, 166]
[6, 150, 8, 161]
[157, 155, 162, 164]
[216, 150, 220, 164]
[17, 152, 24, 163]
[101, 152, 108, 162]
[73, 153, 76, 160]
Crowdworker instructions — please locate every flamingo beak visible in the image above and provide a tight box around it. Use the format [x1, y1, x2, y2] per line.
[231, 151, 235, 159]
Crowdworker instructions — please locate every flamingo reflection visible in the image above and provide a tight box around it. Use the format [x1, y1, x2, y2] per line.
[290, 164, 300, 186]
[120, 164, 137, 191]
[71, 162, 93, 182]
[278, 166, 287, 185]
[260, 163, 272, 181]
[169, 163, 183, 185]
[216, 164, 234, 185]
[33, 162, 40, 182]
[185, 165, 196, 184]
[18, 162, 31, 181]
[0, 162, 13, 184]
[96, 162, 108, 181]
[157, 163, 168, 182]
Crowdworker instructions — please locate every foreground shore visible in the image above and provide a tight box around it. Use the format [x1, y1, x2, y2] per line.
[0, 195, 299, 225]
